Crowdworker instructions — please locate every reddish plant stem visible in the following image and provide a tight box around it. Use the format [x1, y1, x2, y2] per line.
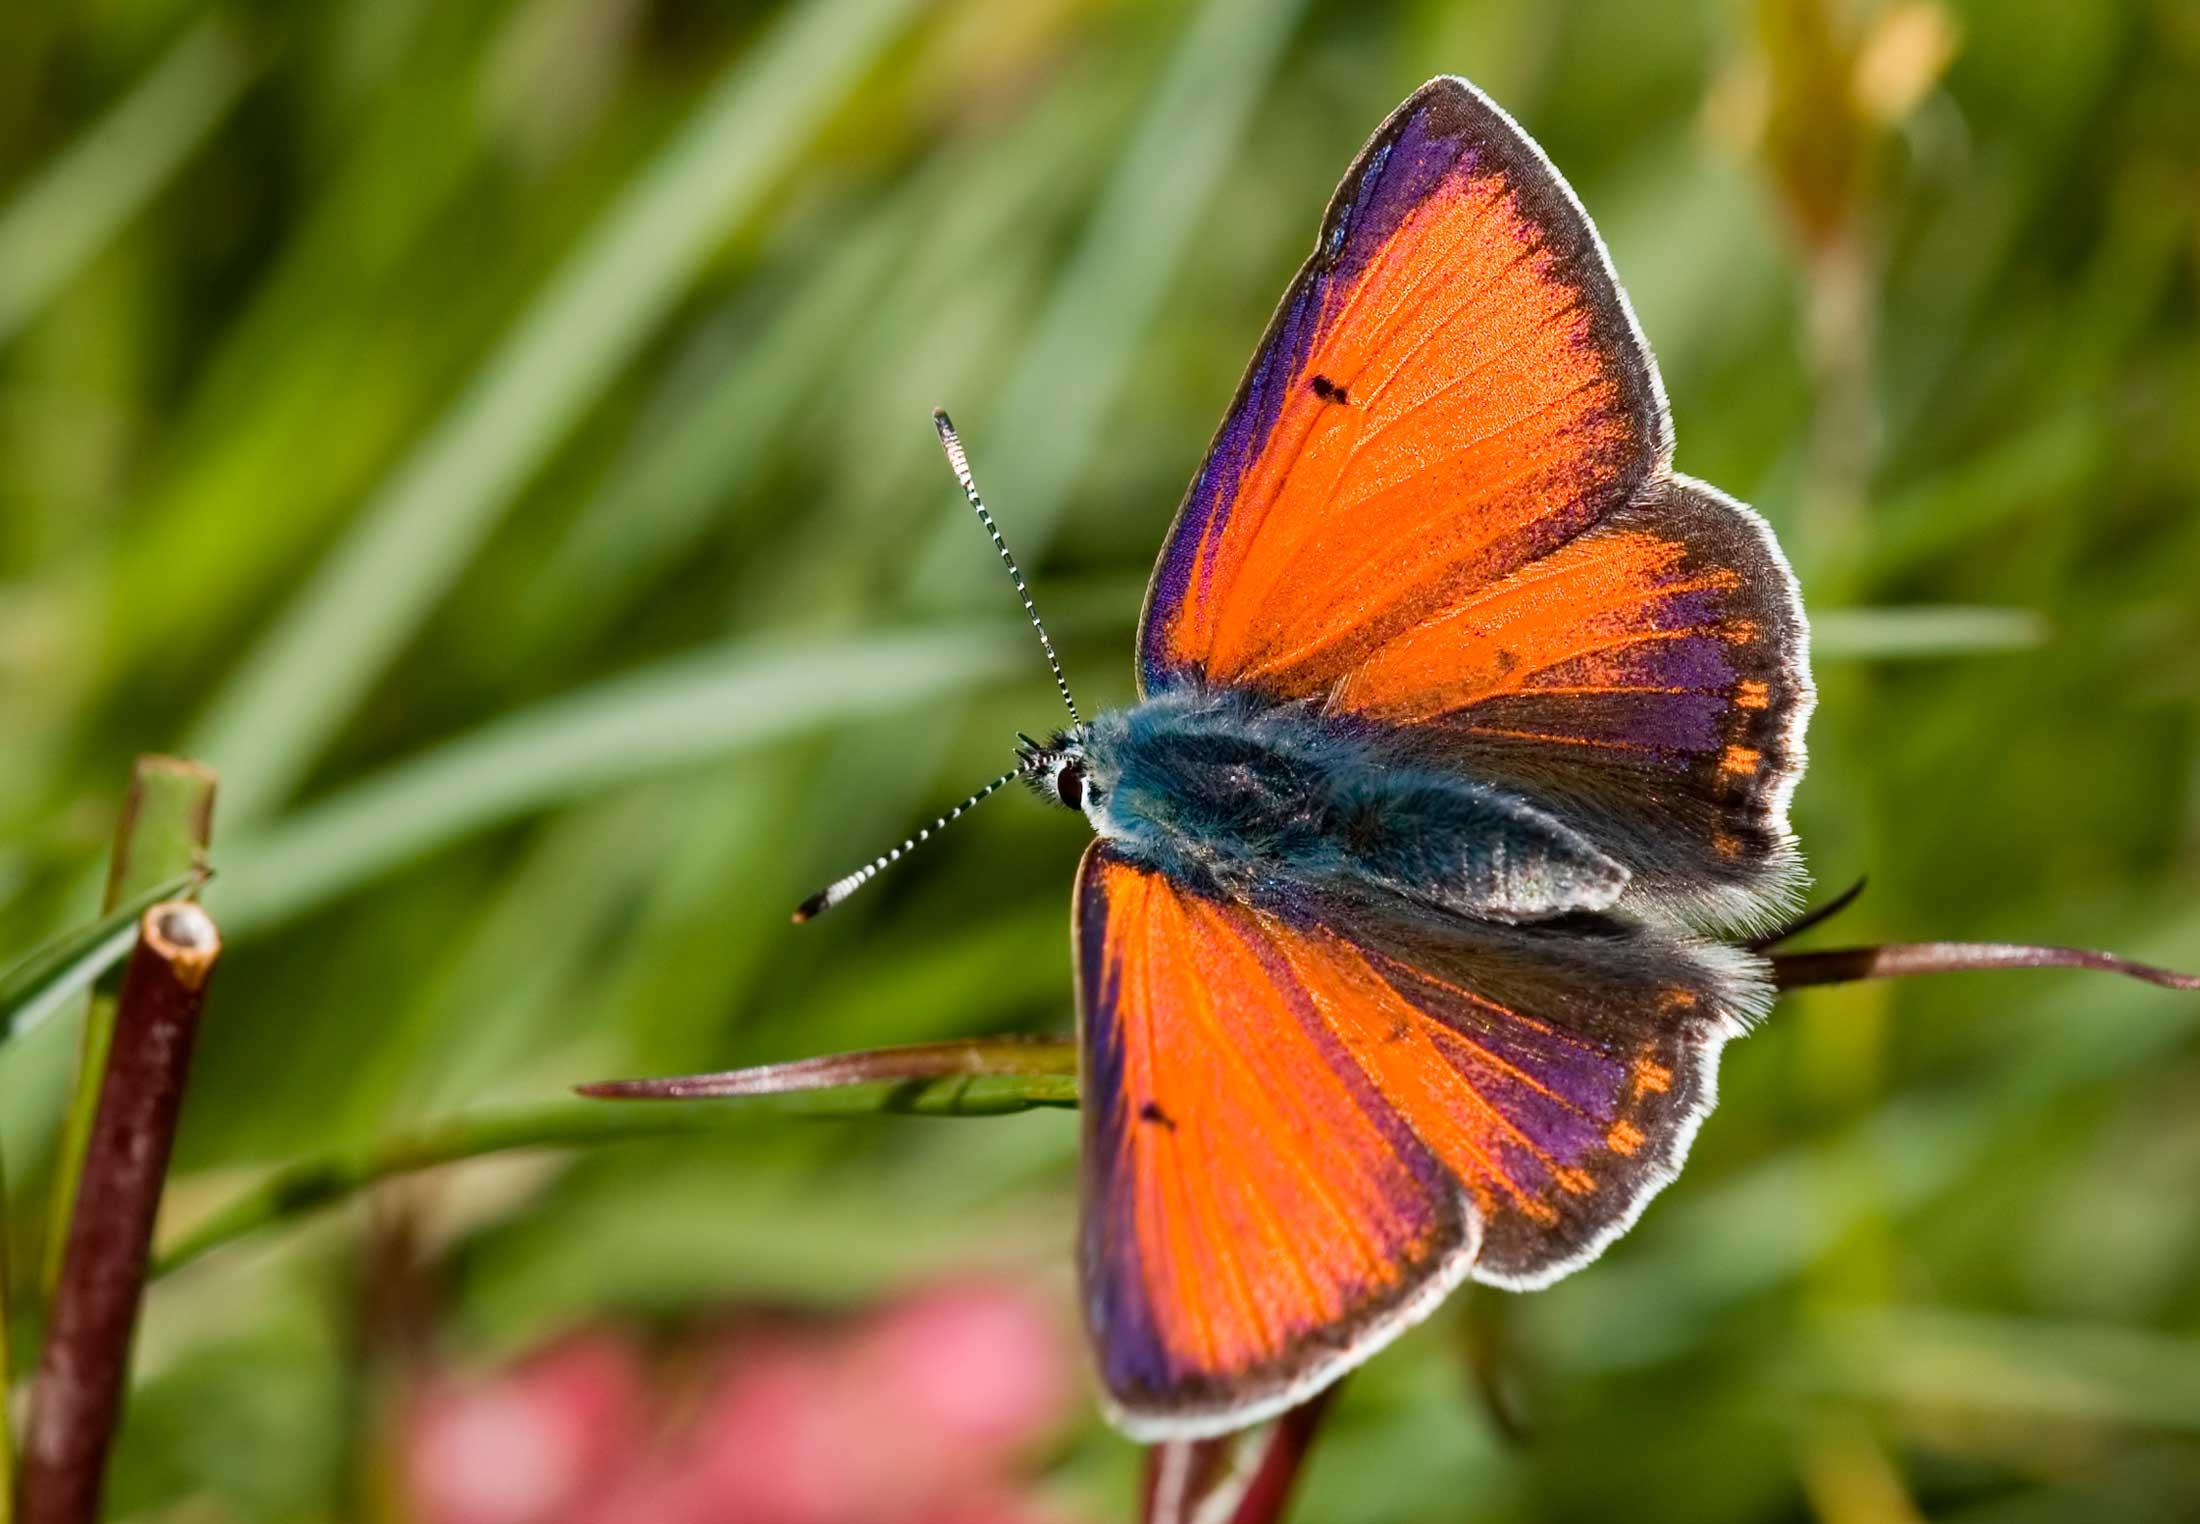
[19, 903, 222, 1524]
[1142, 1388, 1338, 1524]
[581, 938, 2194, 1104]
[48, 757, 217, 1292]
[1772, 941, 2199, 993]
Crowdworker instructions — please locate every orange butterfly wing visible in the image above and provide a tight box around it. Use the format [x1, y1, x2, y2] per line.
[1073, 844, 1479, 1439]
[1077, 844, 1764, 1438]
[1138, 78, 1810, 925]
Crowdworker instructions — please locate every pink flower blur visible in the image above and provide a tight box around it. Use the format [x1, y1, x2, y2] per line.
[403, 1335, 647, 1524]
[400, 1278, 1081, 1524]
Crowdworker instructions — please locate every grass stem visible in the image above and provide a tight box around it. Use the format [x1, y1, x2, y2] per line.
[0, 1136, 15, 1524]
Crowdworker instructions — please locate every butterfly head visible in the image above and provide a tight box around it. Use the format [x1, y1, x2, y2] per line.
[791, 411, 1099, 924]
[1016, 728, 1101, 814]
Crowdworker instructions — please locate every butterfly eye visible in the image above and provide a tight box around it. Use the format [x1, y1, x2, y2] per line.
[1055, 763, 1085, 811]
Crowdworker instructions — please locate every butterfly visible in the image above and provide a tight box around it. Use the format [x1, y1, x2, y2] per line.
[798, 76, 1812, 1440]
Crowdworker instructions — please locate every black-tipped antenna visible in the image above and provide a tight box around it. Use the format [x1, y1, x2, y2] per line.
[933, 408, 1080, 725]
[792, 766, 1020, 923]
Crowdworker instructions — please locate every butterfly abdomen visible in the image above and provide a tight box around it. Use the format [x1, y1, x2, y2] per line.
[1337, 774, 1628, 920]
[1083, 689, 1628, 921]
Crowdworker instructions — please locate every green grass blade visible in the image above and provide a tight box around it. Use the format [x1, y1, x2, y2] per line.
[1803, 1307, 2200, 1433]
[538, 211, 912, 638]
[0, 1133, 13, 1523]
[213, 627, 1026, 932]
[915, 0, 1315, 593]
[1804, 1301, 2200, 1433]
[1812, 604, 2050, 660]
[0, 17, 254, 348]
[188, 0, 928, 825]
[0, 874, 199, 1049]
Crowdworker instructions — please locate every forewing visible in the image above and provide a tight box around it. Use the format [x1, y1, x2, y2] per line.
[1075, 844, 1767, 1437]
[1138, 75, 1666, 697]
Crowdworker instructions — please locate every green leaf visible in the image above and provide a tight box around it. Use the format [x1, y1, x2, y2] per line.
[579, 1035, 1078, 1100]
[155, 1041, 1078, 1278]
[0, 873, 200, 1049]
[0, 18, 254, 347]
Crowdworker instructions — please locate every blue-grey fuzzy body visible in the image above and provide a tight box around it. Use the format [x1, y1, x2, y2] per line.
[1028, 687, 1630, 924]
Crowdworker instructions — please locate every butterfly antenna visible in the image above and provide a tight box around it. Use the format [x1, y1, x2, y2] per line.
[933, 408, 1081, 725]
[791, 765, 1020, 923]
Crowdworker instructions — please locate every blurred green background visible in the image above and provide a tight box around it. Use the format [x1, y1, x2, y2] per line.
[2, 0, 2198, 1519]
